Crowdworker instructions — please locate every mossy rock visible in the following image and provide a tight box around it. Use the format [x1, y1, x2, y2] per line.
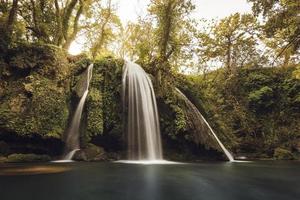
[7, 43, 69, 80]
[5, 153, 51, 163]
[73, 144, 106, 161]
[0, 43, 71, 139]
[86, 58, 123, 145]
[0, 76, 69, 138]
[273, 148, 295, 160]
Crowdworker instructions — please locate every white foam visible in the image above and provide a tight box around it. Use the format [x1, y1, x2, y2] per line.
[115, 160, 183, 165]
[230, 160, 252, 163]
[51, 160, 75, 163]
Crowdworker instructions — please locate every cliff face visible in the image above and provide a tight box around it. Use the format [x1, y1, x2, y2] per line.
[0, 45, 125, 160]
[0, 45, 222, 161]
[0, 44, 73, 157]
[2, 44, 297, 162]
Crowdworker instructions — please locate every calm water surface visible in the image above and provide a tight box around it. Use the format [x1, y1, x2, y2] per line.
[0, 161, 299, 200]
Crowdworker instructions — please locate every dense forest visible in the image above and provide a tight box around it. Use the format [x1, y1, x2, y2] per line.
[0, 0, 299, 162]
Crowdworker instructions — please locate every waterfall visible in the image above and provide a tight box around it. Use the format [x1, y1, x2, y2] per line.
[63, 64, 93, 160]
[64, 149, 80, 160]
[176, 88, 234, 161]
[122, 61, 163, 161]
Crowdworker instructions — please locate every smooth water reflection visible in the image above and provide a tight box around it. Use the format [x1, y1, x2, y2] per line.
[0, 161, 299, 200]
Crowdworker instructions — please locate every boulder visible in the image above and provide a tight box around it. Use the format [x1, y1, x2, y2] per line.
[73, 144, 106, 161]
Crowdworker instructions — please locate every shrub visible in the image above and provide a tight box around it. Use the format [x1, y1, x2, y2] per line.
[248, 86, 274, 112]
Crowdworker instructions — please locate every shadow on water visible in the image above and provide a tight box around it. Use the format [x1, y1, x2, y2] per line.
[0, 161, 300, 200]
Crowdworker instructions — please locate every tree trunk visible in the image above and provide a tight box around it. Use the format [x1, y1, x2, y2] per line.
[62, 0, 79, 41]
[226, 37, 232, 73]
[54, 0, 64, 46]
[159, 0, 173, 62]
[6, 0, 19, 38]
[63, 1, 84, 50]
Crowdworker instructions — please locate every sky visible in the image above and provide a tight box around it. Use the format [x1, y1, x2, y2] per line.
[69, 0, 253, 55]
[117, 0, 252, 24]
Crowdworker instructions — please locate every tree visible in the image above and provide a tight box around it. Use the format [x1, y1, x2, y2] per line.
[0, 0, 19, 51]
[248, 0, 300, 64]
[118, 18, 156, 64]
[196, 13, 263, 73]
[83, 0, 121, 59]
[148, 0, 196, 84]
[19, 0, 92, 49]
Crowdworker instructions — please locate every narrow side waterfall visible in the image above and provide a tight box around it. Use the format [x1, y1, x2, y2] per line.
[122, 61, 163, 161]
[176, 88, 234, 161]
[63, 64, 93, 160]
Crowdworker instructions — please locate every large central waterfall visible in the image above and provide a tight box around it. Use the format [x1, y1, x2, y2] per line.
[63, 64, 93, 160]
[122, 61, 163, 161]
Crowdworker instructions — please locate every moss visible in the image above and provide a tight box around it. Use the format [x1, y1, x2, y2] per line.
[94, 58, 123, 138]
[0, 76, 69, 138]
[5, 153, 51, 163]
[82, 87, 103, 145]
[273, 148, 294, 160]
[7, 43, 69, 80]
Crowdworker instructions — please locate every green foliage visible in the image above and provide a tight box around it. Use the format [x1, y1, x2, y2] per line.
[188, 66, 300, 158]
[98, 58, 124, 137]
[159, 88, 188, 139]
[149, 0, 195, 63]
[7, 43, 60, 69]
[6, 43, 69, 80]
[248, 0, 300, 65]
[0, 44, 70, 139]
[86, 88, 103, 139]
[248, 86, 274, 112]
[196, 13, 263, 72]
[120, 20, 156, 64]
[0, 76, 69, 138]
[121, 0, 197, 74]
[84, 0, 122, 59]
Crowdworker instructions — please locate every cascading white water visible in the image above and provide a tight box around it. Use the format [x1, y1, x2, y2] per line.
[63, 149, 80, 160]
[176, 88, 234, 162]
[63, 64, 93, 160]
[122, 61, 163, 161]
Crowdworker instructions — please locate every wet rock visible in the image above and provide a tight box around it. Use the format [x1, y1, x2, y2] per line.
[73, 144, 106, 161]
